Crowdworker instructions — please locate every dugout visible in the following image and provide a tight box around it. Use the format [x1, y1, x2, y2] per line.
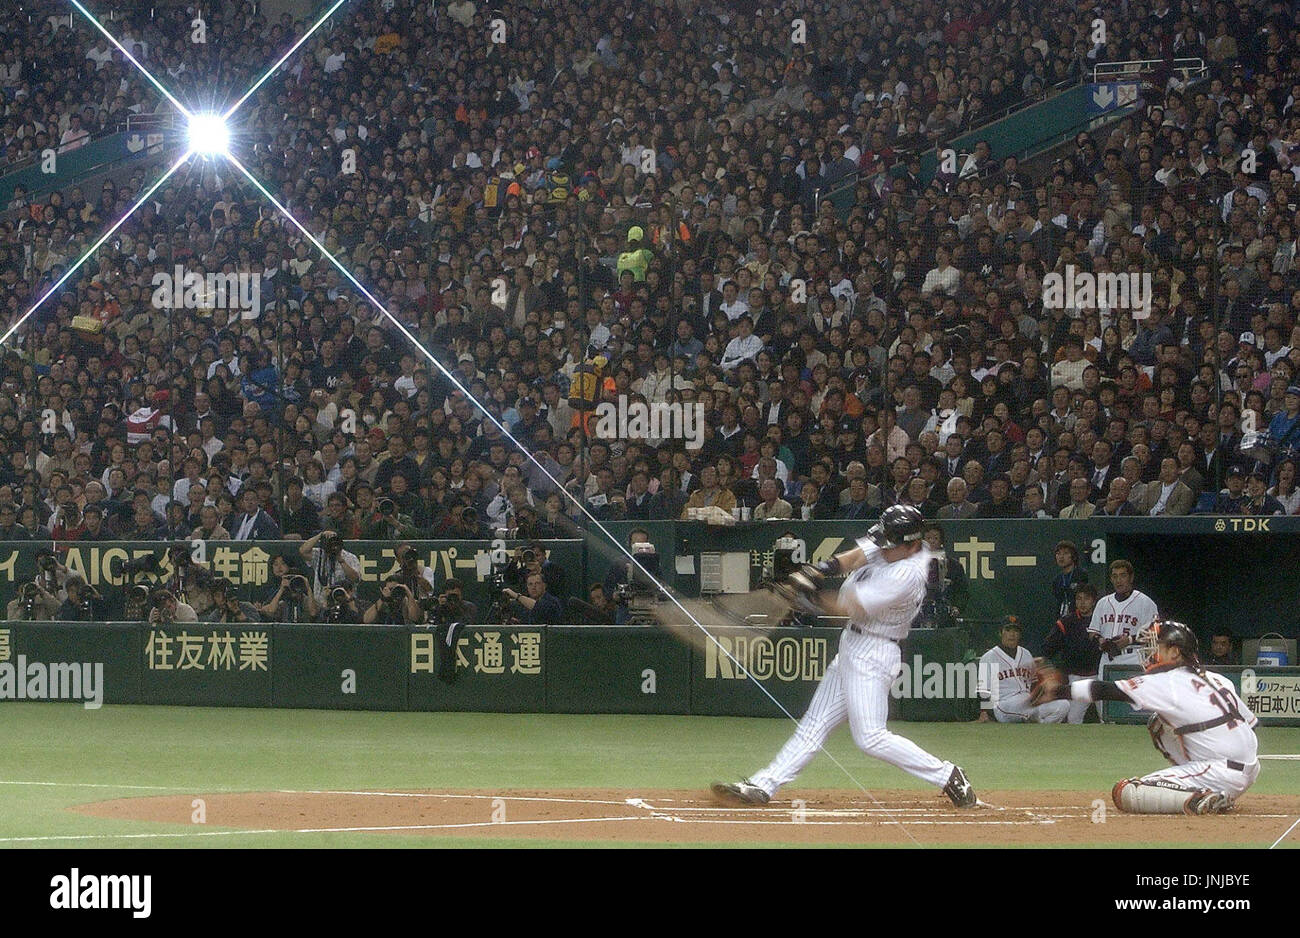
[1103, 518, 1300, 644]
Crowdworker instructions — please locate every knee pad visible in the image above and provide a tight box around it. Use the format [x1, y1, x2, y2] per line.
[1112, 777, 1196, 814]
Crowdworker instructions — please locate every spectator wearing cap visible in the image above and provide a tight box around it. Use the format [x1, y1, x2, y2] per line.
[1213, 466, 1248, 514]
[1268, 386, 1300, 454]
[616, 226, 653, 282]
[1237, 471, 1285, 516]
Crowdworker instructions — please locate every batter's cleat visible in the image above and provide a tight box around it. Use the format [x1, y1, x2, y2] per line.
[711, 779, 771, 806]
[1184, 790, 1232, 815]
[943, 765, 977, 808]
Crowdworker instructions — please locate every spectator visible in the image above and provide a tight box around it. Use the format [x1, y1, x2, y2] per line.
[1205, 629, 1238, 667]
[936, 478, 978, 519]
[1097, 477, 1141, 516]
[753, 478, 793, 521]
[1135, 457, 1196, 516]
[1058, 478, 1096, 519]
[1237, 471, 1285, 515]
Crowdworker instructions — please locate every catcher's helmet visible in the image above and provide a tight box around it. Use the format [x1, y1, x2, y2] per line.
[867, 504, 925, 549]
[1138, 619, 1200, 671]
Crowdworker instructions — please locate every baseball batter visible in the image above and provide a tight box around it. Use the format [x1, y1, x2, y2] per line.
[1088, 559, 1158, 677]
[977, 620, 1069, 723]
[711, 505, 978, 809]
[1033, 620, 1258, 814]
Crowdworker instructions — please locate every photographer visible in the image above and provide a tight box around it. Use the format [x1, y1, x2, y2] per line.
[300, 529, 360, 607]
[359, 496, 419, 540]
[320, 583, 361, 624]
[392, 542, 437, 603]
[502, 571, 564, 625]
[202, 578, 260, 624]
[363, 578, 422, 625]
[567, 583, 619, 625]
[53, 574, 105, 622]
[32, 549, 66, 600]
[146, 588, 198, 625]
[603, 528, 656, 625]
[442, 500, 485, 539]
[6, 579, 60, 621]
[504, 541, 566, 596]
[429, 577, 478, 626]
[257, 556, 318, 622]
[165, 544, 213, 616]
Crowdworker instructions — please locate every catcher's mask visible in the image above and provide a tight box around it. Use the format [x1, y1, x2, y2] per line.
[1138, 619, 1200, 672]
[867, 504, 925, 549]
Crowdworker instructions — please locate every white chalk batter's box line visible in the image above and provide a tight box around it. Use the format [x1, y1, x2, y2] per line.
[0, 781, 1294, 842]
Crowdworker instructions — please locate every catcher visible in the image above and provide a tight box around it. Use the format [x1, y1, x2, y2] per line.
[1030, 620, 1259, 815]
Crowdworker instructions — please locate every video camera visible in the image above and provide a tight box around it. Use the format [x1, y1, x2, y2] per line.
[617, 541, 662, 604]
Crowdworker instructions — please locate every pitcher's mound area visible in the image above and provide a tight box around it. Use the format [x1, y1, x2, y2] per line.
[70, 788, 1300, 845]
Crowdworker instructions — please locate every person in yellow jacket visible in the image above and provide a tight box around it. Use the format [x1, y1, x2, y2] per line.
[616, 226, 654, 281]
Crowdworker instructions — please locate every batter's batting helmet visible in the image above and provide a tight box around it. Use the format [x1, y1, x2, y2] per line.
[867, 504, 925, 548]
[1138, 619, 1201, 672]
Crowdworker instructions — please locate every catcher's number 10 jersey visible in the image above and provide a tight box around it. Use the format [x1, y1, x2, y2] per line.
[1118, 667, 1259, 765]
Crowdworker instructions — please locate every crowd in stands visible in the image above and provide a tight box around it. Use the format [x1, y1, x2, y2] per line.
[1, 0, 1300, 546]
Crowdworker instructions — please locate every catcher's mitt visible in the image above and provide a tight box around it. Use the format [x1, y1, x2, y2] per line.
[1028, 657, 1065, 706]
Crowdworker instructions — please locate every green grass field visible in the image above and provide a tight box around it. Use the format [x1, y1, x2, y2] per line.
[2, 703, 1297, 848]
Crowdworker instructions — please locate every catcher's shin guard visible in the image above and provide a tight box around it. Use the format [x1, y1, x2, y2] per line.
[1111, 777, 1207, 814]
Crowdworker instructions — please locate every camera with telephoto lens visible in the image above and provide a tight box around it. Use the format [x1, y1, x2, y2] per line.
[321, 531, 343, 557]
[286, 574, 309, 598]
[399, 546, 418, 566]
[114, 553, 161, 578]
[460, 506, 478, 527]
[324, 586, 351, 623]
[382, 580, 407, 608]
[37, 555, 56, 575]
[19, 581, 38, 617]
[379, 498, 397, 516]
[124, 584, 150, 620]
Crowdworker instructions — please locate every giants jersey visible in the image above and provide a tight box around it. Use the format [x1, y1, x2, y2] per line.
[977, 644, 1036, 702]
[1088, 589, 1159, 667]
[838, 541, 931, 642]
[1117, 666, 1259, 765]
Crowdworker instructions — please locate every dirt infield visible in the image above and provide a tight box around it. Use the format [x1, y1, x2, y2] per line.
[70, 788, 1300, 845]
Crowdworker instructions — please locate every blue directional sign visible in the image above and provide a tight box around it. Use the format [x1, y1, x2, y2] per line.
[1087, 81, 1140, 113]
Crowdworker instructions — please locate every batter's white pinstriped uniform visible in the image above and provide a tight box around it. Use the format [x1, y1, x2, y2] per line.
[750, 539, 956, 797]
